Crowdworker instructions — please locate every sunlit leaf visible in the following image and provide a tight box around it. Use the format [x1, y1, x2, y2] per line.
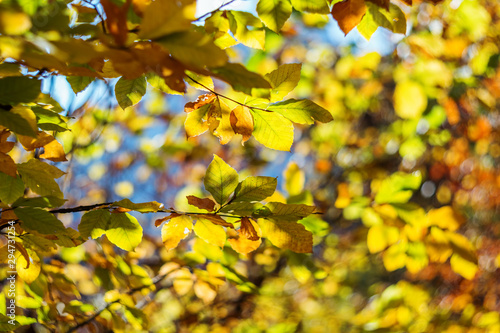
[367, 224, 399, 253]
[0, 172, 24, 204]
[252, 110, 294, 151]
[186, 195, 216, 212]
[161, 215, 193, 250]
[17, 159, 64, 198]
[204, 154, 239, 205]
[106, 213, 143, 251]
[256, 0, 293, 33]
[227, 11, 266, 50]
[230, 105, 254, 142]
[79, 209, 111, 239]
[291, 0, 330, 14]
[194, 218, 226, 248]
[394, 80, 427, 119]
[138, 0, 196, 39]
[331, 0, 367, 35]
[259, 219, 313, 253]
[265, 63, 302, 102]
[113, 199, 162, 213]
[115, 76, 147, 110]
[15, 207, 66, 234]
[233, 176, 277, 202]
[450, 253, 478, 280]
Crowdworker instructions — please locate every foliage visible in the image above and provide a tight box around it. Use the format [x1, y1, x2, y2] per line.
[0, 0, 499, 332]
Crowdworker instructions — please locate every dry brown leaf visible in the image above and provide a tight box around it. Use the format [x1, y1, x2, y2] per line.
[155, 213, 181, 227]
[240, 217, 260, 241]
[0, 153, 17, 177]
[186, 195, 216, 212]
[193, 214, 234, 228]
[184, 94, 216, 113]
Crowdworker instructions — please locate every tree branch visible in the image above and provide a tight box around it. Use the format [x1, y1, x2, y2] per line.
[194, 0, 237, 22]
[185, 74, 272, 113]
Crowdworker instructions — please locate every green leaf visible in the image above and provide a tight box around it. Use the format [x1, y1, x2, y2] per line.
[113, 199, 162, 213]
[0, 106, 37, 137]
[375, 171, 422, 204]
[257, 0, 293, 33]
[227, 11, 266, 50]
[233, 176, 277, 202]
[14, 207, 66, 234]
[138, 0, 196, 39]
[264, 202, 316, 222]
[106, 213, 143, 251]
[156, 30, 228, 69]
[146, 73, 184, 95]
[267, 99, 333, 124]
[259, 219, 313, 253]
[204, 155, 239, 205]
[358, 2, 407, 40]
[0, 172, 24, 204]
[185, 103, 211, 138]
[66, 76, 95, 94]
[0, 313, 20, 331]
[265, 63, 302, 102]
[0, 77, 41, 104]
[32, 107, 69, 132]
[210, 63, 271, 94]
[185, 70, 214, 91]
[78, 209, 111, 239]
[115, 76, 147, 110]
[252, 110, 294, 151]
[13, 196, 66, 209]
[290, 0, 330, 14]
[17, 159, 64, 198]
[21, 234, 57, 253]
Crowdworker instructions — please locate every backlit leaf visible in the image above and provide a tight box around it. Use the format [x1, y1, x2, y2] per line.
[265, 63, 302, 102]
[257, 0, 293, 33]
[113, 199, 162, 213]
[66, 76, 94, 94]
[331, 0, 367, 35]
[394, 80, 427, 119]
[194, 218, 226, 248]
[185, 103, 211, 137]
[283, 162, 305, 196]
[115, 76, 147, 110]
[230, 106, 254, 142]
[39, 139, 67, 162]
[375, 171, 422, 204]
[233, 176, 277, 202]
[227, 11, 266, 50]
[204, 154, 239, 205]
[78, 209, 111, 239]
[138, 0, 196, 40]
[210, 63, 271, 94]
[263, 202, 315, 222]
[427, 206, 464, 231]
[450, 253, 478, 280]
[252, 109, 294, 151]
[291, 0, 330, 14]
[268, 99, 333, 124]
[17, 249, 41, 284]
[228, 236, 262, 254]
[0, 153, 16, 177]
[17, 159, 64, 198]
[106, 213, 143, 251]
[240, 217, 260, 241]
[367, 224, 399, 253]
[259, 219, 313, 253]
[161, 215, 193, 250]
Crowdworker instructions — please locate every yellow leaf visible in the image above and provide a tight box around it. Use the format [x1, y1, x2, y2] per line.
[252, 109, 294, 151]
[228, 236, 262, 254]
[394, 80, 427, 119]
[17, 249, 41, 284]
[283, 162, 305, 196]
[40, 139, 67, 162]
[367, 224, 399, 253]
[0, 10, 31, 35]
[259, 219, 313, 253]
[425, 227, 452, 263]
[18, 131, 54, 151]
[450, 254, 478, 280]
[138, 0, 196, 40]
[383, 242, 407, 271]
[194, 218, 226, 248]
[331, 0, 367, 35]
[185, 104, 210, 138]
[194, 280, 217, 304]
[230, 106, 254, 143]
[209, 99, 234, 145]
[161, 215, 192, 250]
[428, 206, 464, 231]
[172, 267, 193, 296]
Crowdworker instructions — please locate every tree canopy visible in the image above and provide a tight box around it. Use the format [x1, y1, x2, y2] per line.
[0, 0, 499, 332]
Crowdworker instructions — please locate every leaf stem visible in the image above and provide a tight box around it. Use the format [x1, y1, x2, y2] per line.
[194, 0, 238, 22]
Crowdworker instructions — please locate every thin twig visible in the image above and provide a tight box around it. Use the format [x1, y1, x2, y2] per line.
[50, 202, 113, 214]
[194, 0, 237, 22]
[185, 75, 272, 113]
[82, 0, 107, 34]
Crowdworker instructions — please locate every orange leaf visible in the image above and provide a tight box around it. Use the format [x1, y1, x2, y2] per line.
[228, 236, 261, 254]
[40, 139, 67, 162]
[240, 217, 259, 241]
[18, 131, 54, 151]
[331, 0, 367, 35]
[100, 0, 131, 47]
[230, 106, 254, 143]
[0, 130, 14, 153]
[186, 195, 216, 212]
[184, 94, 216, 113]
[0, 153, 17, 177]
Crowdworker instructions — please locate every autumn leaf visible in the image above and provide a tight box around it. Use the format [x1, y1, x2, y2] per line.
[239, 217, 260, 241]
[233, 176, 277, 202]
[252, 110, 294, 151]
[259, 219, 313, 253]
[256, 0, 293, 33]
[265, 63, 302, 102]
[331, 0, 367, 35]
[204, 154, 239, 205]
[161, 215, 193, 250]
[184, 94, 216, 113]
[186, 195, 216, 212]
[230, 106, 254, 142]
[194, 218, 226, 248]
